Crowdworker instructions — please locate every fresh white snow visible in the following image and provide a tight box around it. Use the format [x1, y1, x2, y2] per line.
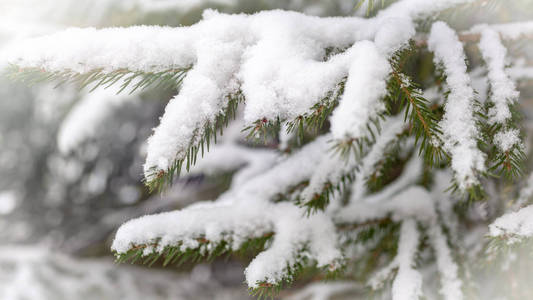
[6, 1, 476, 181]
[391, 219, 422, 300]
[489, 205, 533, 241]
[5, 0, 529, 295]
[428, 21, 486, 191]
[478, 26, 520, 124]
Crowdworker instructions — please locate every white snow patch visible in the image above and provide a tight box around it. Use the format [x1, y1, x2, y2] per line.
[494, 128, 521, 152]
[489, 204, 533, 241]
[0, 190, 18, 215]
[428, 21, 485, 191]
[392, 219, 422, 300]
[478, 26, 520, 124]
[329, 41, 390, 141]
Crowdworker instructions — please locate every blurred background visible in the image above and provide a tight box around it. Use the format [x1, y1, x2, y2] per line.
[0, 0, 532, 299]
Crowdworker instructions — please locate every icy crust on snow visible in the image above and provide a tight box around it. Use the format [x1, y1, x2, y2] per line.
[428, 21, 485, 191]
[489, 204, 533, 241]
[5, 1, 476, 180]
[329, 41, 390, 141]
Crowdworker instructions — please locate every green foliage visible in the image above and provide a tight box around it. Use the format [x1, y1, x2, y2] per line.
[366, 142, 409, 193]
[339, 218, 395, 245]
[116, 233, 343, 300]
[483, 102, 526, 180]
[286, 79, 346, 142]
[297, 126, 407, 214]
[298, 172, 354, 214]
[6, 11, 531, 299]
[429, 70, 487, 199]
[387, 48, 446, 166]
[300, 45, 446, 214]
[243, 78, 346, 146]
[144, 91, 244, 192]
[243, 117, 281, 144]
[339, 219, 400, 283]
[330, 115, 386, 160]
[329, 44, 443, 167]
[115, 232, 274, 267]
[6, 64, 191, 94]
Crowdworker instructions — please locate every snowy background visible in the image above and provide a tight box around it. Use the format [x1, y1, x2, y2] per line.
[0, 0, 532, 299]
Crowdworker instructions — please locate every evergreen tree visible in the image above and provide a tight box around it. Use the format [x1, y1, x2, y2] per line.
[5, 0, 533, 298]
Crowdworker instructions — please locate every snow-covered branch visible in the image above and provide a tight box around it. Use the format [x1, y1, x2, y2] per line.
[392, 219, 422, 300]
[112, 200, 342, 289]
[5, 0, 477, 188]
[428, 21, 485, 191]
[4, 0, 532, 298]
[489, 205, 533, 243]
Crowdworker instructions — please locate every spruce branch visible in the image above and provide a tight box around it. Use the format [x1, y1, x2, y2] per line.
[243, 78, 346, 145]
[302, 115, 409, 214]
[330, 115, 385, 161]
[388, 52, 445, 166]
[483, 103, 526, 180]
[144, 91, 244, 192]
[116, 235, 343, 300]
[243, 117, 281, 144]
[298, 172, 355, 214]
[301, 133, 407, 214]
[330, 44, 443, 165]
[115, 232, 274, 267]
[340, 221, 400, 284]
[285, 81, 344, 143]
[486, 235, 533, 257]
[6, 5, 533, 299]
[6, 64, 191, 94]
[248, 246, 344, 300]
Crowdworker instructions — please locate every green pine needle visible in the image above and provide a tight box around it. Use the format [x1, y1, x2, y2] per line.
[115, 232, 273, 267]
[144, 91, 244, 192]
[7, 64, 191, 94]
